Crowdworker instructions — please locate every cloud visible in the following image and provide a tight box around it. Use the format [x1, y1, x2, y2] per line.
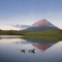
[0, 25, 20, 30]
[11, 24, 31, 29]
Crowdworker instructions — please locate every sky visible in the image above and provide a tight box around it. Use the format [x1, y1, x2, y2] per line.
[0, 0, 62, 30]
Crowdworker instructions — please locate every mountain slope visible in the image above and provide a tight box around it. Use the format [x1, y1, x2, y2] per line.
[24, 19, 59, 31]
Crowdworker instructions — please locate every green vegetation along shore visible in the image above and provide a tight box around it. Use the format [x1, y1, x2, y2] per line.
[0, 30, 24, 35]
[0, 29, 62, 41]
[22, 29, 62, 41]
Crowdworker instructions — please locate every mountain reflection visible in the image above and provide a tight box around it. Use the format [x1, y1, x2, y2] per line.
[43, 41, 62, 62]
[24, 39, 58, 51]
[33, 44, 51, 51]
[14, 39, 58, 53]
[0, 36, 61, 62]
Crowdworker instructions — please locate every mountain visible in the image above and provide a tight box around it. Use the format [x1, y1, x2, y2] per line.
[33, 19, 54, 26]
[24, 19, 59, 31]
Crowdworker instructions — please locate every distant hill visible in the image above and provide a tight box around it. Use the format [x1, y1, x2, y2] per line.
[24, 19, 59, 31]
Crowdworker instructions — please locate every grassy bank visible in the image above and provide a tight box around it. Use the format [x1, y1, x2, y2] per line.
[0, 29, 62, 41]
[0, 30, 25, 35]
[23, 30, 62, 41]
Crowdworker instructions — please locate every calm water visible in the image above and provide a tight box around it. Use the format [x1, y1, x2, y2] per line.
[0, 35, 62, 62]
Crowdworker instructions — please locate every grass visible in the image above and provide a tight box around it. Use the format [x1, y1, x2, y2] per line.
[23, 29, 62, 41]
[0, 29, 62, 41]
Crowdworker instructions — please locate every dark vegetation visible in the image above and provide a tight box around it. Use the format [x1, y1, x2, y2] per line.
[0, 30, 25, 35]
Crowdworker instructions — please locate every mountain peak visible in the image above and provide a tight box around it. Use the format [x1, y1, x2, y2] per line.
[32, 19, 53, 26]
[23, 19, 59, 31]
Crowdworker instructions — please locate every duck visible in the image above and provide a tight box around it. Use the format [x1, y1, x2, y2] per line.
[20, 49, 25, 53]
[28, 49, 35, 53]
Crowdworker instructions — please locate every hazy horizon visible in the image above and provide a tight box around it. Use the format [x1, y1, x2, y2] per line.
[0, 0, 62, 30]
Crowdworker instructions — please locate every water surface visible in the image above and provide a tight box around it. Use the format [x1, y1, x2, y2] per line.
[0, 35, 62, 62]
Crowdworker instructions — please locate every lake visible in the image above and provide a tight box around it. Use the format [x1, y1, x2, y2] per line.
[0, 35, 62, 62]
